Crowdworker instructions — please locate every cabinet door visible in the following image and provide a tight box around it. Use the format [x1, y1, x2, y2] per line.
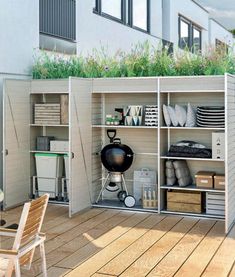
[225, 74, 235, 233]
[69, 78, 92, 216]
[3, 80, 30, 209]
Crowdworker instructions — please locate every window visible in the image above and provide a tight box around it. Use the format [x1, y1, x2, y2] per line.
[94, 0, 124, 22]
[179, 19, 190, 49]
[179, 15, 202, 52]
[132, 0, 149, 31]
[216, 39, 229, 53]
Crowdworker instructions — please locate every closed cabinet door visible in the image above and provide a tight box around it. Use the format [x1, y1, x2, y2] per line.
[69, 78, 92, 216]
[3, 79, 30, 209]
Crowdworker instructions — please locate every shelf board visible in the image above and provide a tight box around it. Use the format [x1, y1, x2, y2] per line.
[160, 89, 224, 94]
[30, 124, 69, 127]
[92, 90, 157, 94]
[30, 92, 69, 95]
[92, 125, 158, 129]
[160, 156, 225, 162]
[160, 126, 225, 130]
[161, 184, 225, 193]
[30, 150, 69, 155]
[161, 210, 225, 220]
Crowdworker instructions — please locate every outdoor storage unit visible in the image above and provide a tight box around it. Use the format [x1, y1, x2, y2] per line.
[2, 74, 235, 233]
[35, 153, 63, 198]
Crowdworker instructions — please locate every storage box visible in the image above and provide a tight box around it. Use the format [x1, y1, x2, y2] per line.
[214, 175, 225, 190]
[142, 184, 157, 209]
[195, 171, 215, 188]
[36, 136, 55, 151]
[206, 192, 225, 216]
[167, 190, 202, 213]
[35, 153, 63, 198]
[212, 132, 225, 159]
[50, 140, 69, 152]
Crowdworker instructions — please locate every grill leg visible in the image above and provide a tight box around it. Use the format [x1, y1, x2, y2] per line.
[95, 173, 110, 204]
[121, 174, 129, 195]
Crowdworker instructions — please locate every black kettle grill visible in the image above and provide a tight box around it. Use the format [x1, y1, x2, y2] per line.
[96, 130, 136, 208]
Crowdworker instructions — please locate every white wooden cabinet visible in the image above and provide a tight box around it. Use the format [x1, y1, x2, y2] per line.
[3, 78, 92, 216]
[2, 75, 235, 233]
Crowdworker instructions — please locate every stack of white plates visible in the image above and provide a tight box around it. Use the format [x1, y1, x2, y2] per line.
[196, 106, 225, 128]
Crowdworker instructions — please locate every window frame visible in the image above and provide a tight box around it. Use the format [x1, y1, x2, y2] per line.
[128, 0, 150, 33]
[178, 15, 202, 53]
[94, 0, 126, 24]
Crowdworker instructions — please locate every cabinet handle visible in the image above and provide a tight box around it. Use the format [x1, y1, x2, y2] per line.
[5, 149, 8, 156]
[71, 152, 74, 159]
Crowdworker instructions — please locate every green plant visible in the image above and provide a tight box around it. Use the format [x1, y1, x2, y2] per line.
[32, 42, 235, 79]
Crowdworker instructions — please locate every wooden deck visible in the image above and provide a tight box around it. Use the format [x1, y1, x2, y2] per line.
[1, 204, 235, 277]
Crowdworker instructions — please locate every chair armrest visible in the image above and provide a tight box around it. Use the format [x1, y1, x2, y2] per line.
[0, 249, 18, 259]
[0, 228, 17, 237]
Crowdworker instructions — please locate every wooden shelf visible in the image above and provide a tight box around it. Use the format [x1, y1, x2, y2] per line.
[160, 90, 224, 94]
[30, 124, 69, 127]
[161, 210, 225, 220]
[161, 184, 225, 193]
[92, 90, 157, 94]
[92, 125, 158, 129]
[160, 126, 225, 130]
[160, 156, 225, 162]
[30, 150, 69, 155]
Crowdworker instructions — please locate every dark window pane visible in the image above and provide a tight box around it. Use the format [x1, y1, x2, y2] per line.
[133, 0, 148, 30]
[180, 19, 189, 49]
[102, 0, 122, 19]
[193, 27, 201, 52]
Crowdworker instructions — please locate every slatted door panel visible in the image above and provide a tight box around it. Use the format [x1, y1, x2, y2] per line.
[69, 78, 92, 216]
[225, 74, 235, 233]
[3, 79, 31, 209]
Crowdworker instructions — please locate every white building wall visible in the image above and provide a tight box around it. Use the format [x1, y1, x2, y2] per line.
[76, 0, 163, 55]
[0, 0, 39, 75]
[163, 0, 209, 53]
[209, 19, 234, 50]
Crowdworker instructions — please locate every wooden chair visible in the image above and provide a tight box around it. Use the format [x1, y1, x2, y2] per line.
[0, 194, 49, 277]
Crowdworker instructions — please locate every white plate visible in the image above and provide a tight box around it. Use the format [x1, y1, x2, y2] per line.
[197, 122, 225, 128]
[197, 116, 225, 122]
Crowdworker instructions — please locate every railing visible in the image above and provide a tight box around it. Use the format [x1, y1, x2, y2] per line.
[39, 0, 76, 41]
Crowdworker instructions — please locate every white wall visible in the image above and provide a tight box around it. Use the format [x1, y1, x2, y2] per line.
[209, 19, 234, 50]
[0, 0, 39, 75]
[163, 0, 209, 53]
[76, 0, 163, 55]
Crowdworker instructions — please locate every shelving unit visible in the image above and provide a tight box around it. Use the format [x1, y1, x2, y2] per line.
[2, 75, 235, 233]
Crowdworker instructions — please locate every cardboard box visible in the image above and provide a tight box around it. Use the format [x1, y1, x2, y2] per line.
[212, 132, 225, 160]
[195, 171, 215, 188]
[214, 175, 225, 190]
[50, 140, 69, 152]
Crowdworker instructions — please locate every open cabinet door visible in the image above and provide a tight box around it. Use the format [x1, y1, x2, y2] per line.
[3, 79, 30, 209]
[69, 78, 92, 216]
[225, 74, 235, 233]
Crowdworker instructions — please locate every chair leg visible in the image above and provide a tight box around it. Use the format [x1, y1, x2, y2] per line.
[40, 242, 47, 277]
[14, 259, 21, 277]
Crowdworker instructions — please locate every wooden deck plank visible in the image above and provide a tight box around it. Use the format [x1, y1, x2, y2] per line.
[202, 224, 235, 277]
[146, 219, 216, 277]
[63, 213, 155, 276]
[174, 221, 226, 277]
[34, 266, 71, 277]
[98, 216, 182, 276]
[119, 217, 198, 277]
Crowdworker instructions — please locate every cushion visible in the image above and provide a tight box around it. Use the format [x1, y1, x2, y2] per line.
[165, 160, 176, 186]
[175, 104, 187, 127]
[163, 105, 171, 126]
[167, 106, 178, 127]
[186, 103, 196, 127]
[173, 160, 192, 187]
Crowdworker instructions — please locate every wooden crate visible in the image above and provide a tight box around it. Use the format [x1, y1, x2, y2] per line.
[34, 104, 61, 124]
[167, 190, 202, 213]
[60, 95, 69, 124]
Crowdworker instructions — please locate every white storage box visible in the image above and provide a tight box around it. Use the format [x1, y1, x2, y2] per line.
[63, 155, 69, 200]
[35, 153, 63, 198]
[50, 140, 69, 152]
[206, 192, 225, 216]
[212, 132, 225, 160]
[133, 168, 157, 205]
